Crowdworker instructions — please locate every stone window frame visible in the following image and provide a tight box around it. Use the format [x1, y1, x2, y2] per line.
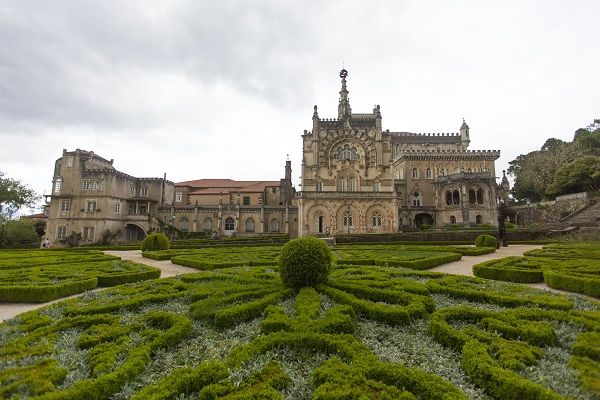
[175, 192, 183, 203]
[82, 226, 95, 241]
[53, 177, 62, 194]
[224, 217, 235, 231]
[57, 226, 67, 240]
[243, 196, 251, 205]
[372, 212, 383, 227]
[85, 199, 97, 212]
[60, 199, 70, 212]
[114, 200, 121, 214]
[411, 191, 422, 207]
[140, 187, 149, 197]
[450, 215, 457, 224]
[245, 218, 255, 232]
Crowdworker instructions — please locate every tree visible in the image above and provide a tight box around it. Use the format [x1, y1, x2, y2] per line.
[547, 155, 600, 196]
[1, 218, 40, 248]
[0, 171, 39, 218]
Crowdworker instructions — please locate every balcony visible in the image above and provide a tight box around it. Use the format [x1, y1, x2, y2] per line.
[296, 191, 398, 199]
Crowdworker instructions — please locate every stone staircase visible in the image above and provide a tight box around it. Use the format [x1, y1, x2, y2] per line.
[560, 200, 600, 227]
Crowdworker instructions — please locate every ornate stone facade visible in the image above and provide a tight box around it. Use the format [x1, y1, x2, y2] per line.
[296, 70, 502, 236]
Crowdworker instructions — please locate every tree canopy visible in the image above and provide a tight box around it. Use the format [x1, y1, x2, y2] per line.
[508, 119, 600, 202]
[0, 171, 39, 219]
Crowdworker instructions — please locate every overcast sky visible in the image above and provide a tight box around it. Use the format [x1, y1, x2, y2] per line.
[1, 1, 599, 212]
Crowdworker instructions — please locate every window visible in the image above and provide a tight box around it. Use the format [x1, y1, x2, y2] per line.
[202, 218, 213, 231]
[477, 188, 484, 205]
[426, 168, 432, 179]
[245, 218, 255, 232]
[348, 177, 356, 191]
[411, 192, 422, 207]
[130, 185, 136, 196]
[180, 217, 188, 231]
[53, 177, 62, 194]
[272, 188, 277, 193]
[114, 200, 121, 214]
[60, 199, 70, 212]
[81, 180, 103, 191]
[57, 226, 67, 240]
[338, 178, 346, 192]
[343, 213, 353, 227]
[372, 213, 382, 227]
[67, 156, 74, 167]
[85, 200, 97, 212]
[224, 217, 235, 231]
[412, 168, 418, 179]
[270, 218, 280, 233]
[452, 190, 460, 205]
[243, 196, 250, 205]
[372, 180, 380, 192]
[334, 143, 359, 160]
[476, 215, 483, 224]
[175, 192, 182, 202]
[440, 168, 446, 177]
[83, 227, 95, 241]
[140, 188, 149, 197]
[469, 189, 476, 205]
[139, 205, 148, 215]
[128, 203, 135, 215]
[450, 216, 457, 224]
[315, 181, 323, 192]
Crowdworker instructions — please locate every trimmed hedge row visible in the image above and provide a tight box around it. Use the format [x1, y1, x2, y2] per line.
[472, 257, 545, 283]
[0, 258, 161, 303]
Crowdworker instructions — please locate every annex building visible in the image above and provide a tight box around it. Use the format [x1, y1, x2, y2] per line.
[45, 70, 506, 244]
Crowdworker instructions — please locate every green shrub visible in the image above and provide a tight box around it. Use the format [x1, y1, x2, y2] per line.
[472, 257, 545, 283]
[475, 234, 499, 248]
[279, 236, 332, 288]
[141, 233, 171, 251]
[419, 224, 432, 230]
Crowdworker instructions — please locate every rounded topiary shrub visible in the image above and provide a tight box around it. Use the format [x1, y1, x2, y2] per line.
[141, 232, 171, 251]
[279, 236, 332, 289]
[475, 234, 499, 249]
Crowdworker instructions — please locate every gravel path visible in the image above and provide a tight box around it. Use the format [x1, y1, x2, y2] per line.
[0, 245, 586, 322]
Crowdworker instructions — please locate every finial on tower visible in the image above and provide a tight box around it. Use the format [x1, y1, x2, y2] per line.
[338, 69, 351, 119]
[339, 69, 348, 79]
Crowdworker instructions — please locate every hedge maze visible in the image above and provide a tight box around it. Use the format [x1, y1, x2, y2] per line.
[473, 242, 600, 297]
[1, 251, 598, 399]
[0, 250, 161, 302]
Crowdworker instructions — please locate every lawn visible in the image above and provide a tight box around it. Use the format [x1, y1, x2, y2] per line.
[1, 244, 598, 399]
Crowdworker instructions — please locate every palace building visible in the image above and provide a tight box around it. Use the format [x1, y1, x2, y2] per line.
[296, 69, 504, 236]
[45, 70, 506, 243]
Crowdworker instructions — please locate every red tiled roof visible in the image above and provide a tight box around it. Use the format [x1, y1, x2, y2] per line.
[179, 179, 280, 194]
[23, 213, 48, 219]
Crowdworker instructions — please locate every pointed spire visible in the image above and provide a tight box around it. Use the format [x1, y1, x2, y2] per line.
[313, 105, 319, 120]
[338, 69, 351, 119]
[461, 118, 469, 130]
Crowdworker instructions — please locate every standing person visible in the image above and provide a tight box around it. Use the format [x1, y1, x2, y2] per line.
[43, 237, 50, 249]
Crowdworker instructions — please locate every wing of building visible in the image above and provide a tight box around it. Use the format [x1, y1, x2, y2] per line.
[45, 70, 505, 244]
[296, 69, 502, 236]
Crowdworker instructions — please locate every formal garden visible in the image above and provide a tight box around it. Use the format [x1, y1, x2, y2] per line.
[0, 237, 598, 399]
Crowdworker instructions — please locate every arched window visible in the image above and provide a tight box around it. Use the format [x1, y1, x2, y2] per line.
[412, 168, 418, 179]
[373, 180, 380, 192]
[53, 177, 62, 194]
[446, 191, 453, 206]
[372, 212, 382, 227]
[452, 190, 460, 205]
[224, 217, 235, 231]
[469, 189, 476, 205]
[315, 181, 323, 192]
[450, 215, 457, 224]
[440, 168, 446, 177]
[245, 218, 255, 232]
[338, 178, 346, 192]
[202, 218, 213, 231]
[411, 192, 422, 207]
[270, 218, 279, 232]
[476, 215, 483, 224]
[426, 168, 432, 179]
[477, 188, 484, 204]
[334, 143, 359, 161]
[343, 211, 353, 227]
[179, 217, 188, 232]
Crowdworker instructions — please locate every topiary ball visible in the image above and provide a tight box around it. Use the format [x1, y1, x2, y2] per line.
[279, 236, 332, 289]
[141, 232, 171, 251]
[475, 234, 499, 249]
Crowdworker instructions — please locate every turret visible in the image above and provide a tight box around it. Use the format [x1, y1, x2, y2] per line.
[313, 105, 319, 133]
[460, 118, 470, 148]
